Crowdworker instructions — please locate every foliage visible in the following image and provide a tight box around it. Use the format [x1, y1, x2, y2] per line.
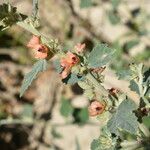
[20, 59, 47, 97]
[0, 2, 150, 150]
[107, 99, 138, 135]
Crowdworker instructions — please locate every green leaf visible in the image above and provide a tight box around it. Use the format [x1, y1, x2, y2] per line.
[143, 116, 150, 128]
[62, 73, 84, 85]
[88, 44, 116, 68]
[91, 127, 117, 150]
[116, 70, 132, 80]
[111, 0, 121, 9]
[20, 59, 47, 97]
[129, 79, 140, 95]
[60, 98, 74, 118]
[78, 107, 89, 123]
[80, 0, 92, 8]
[73, 108, 89, 124]
[107, 99, 138, 135]
[124, 40, 139, 51]
[108, 10, 120, 25]
[91, 139, 101, 150]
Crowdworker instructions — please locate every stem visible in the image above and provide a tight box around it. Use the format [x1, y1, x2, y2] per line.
[86, 72, 109, 97]
[17, 22, 40, 36]
[137, 64, 149, 105]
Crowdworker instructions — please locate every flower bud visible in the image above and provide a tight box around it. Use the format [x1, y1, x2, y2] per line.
[88, 100, 106, 117]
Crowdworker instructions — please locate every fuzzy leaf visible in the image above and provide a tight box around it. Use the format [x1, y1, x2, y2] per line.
[107, 99, 138, 135]
[20, 59, 47, 97]
[129, 79, 140, 95]
[116, 70, 132, 80]
[91, 127, 117, 150]
[88, 44, 115, 68]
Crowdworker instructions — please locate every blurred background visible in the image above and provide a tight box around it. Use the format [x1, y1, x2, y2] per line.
[0, 0, 150, 150]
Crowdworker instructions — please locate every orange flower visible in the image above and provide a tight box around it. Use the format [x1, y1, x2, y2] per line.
[60, 52, 79, 79]
[74, 43, 86, 53]
[27, 35, 49, 59]
[88, 100, 106, 117]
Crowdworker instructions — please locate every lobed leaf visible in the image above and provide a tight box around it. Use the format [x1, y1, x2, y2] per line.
[20, 59, 47, 97]
[88, 44, 116, 68]
[129, 79, 140, 95]
[107, 99, 138, 135]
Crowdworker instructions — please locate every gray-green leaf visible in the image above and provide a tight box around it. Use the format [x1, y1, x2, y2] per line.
[129, 79, 140, 95]
[88, 44, 116, 68]
[20, 59, 47, 97]
[107, 99, 138, 135]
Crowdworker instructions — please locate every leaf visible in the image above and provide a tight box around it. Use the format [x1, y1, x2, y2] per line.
[111, 0, 121, 9]
[129, 79, 140, 95]
[60, 97, 74, 118]
[108, 10, 120, 25]
[91, 127, 117, 150]
[88, 44, 116, 68]
[78, 107, 89, 123]
[20, 59, 47, 97]
[143, 116, 150, 128]
[62, 73, 84, 85]
[116, 70, 132, 80]
[73, 108, 89, 124]
[124, 40, 139, 52]
[107, 99, 138, 135]
[53, 59, 63, 73]
[80, 0, 92, 8]
[91, 139, 101, 150]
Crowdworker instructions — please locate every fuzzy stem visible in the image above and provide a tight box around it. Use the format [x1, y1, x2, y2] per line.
[137, 64, 149, 105]
[86, 72, 109, 97]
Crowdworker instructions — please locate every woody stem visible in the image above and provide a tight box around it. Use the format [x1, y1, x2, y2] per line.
[86, 72, 109, 97]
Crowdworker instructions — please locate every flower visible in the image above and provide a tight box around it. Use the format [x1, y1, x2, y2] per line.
[27, 35, 49, 59]
[88, 100, 106, 117]
[60, 52, 79, 79]
[74, 43, 86, 53]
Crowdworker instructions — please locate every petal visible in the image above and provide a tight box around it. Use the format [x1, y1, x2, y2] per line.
[61, 65, 72, 79]
[27, 35, 40, 49]
[35, 51, 48, 59]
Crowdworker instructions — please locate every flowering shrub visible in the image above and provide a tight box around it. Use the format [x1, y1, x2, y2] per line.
[0, 2, 150, 150]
